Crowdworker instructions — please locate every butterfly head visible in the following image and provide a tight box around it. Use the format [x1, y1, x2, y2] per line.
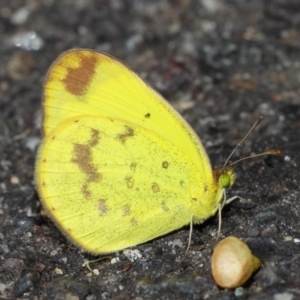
[213, 167, 236, 190]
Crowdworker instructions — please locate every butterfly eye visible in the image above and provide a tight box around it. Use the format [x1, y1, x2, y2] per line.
[218, 173, 231, 188]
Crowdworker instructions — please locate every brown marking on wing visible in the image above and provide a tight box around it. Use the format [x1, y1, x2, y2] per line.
[130, 218, 138, 226]
[180, 180, 186, 188]
[122, 205, 131, 216]
[125, 177, 134, 189]
[71, 143, 101, 182]
[151, 182, 160, 193]
[81, 184, 91, 199]
[118, 126, 134, 144]
[130, 162, 137, 172]
[88, 128, 100, 147]
[162, 161, 169, 169]
[161, 201, 169, 211]
[62, 52, 98, 96]
[98, 199, 108, 216]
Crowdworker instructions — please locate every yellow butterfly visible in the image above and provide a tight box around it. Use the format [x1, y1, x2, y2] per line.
[35, 49, 236, 254]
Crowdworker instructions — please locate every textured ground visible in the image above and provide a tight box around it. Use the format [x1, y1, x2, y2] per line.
[0, 1, 300, 299]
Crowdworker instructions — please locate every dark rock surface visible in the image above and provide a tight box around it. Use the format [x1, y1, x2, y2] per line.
[0, 1, 299, 299]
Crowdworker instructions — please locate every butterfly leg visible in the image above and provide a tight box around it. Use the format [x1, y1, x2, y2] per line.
[224, 195, 239, 206]
[182, 215, 194, 260]
[216, 192, 240, 241]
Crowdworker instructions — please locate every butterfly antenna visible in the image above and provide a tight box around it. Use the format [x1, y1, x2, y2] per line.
[223, 116, 264, 169]
[226, 148, 281, 168]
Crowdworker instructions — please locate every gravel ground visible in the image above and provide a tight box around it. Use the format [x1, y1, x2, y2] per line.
[0, 1, 300, 299]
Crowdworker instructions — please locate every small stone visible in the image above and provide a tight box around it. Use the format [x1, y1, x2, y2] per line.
[50, 250, 58, 256]
[92, 269, 99, 276]
[54, 267, 63, 275]
[111, 257, 120, 264]
[10, 175, 20, 184]
[123, 249, 142, 262]
[0, 283, 6, 293]
[3, 258, 25, 275]
[284, 236, 293, 242]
